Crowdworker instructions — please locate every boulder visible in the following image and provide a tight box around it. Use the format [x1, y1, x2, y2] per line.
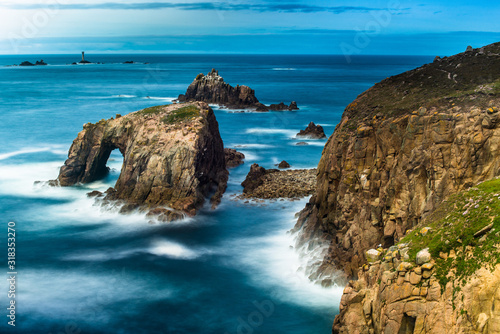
[365, 249, 380, 263]
[416, 248, 431, 265]
[269, 102, 300, 111]
[277, 160, 290, 169]
[296, 122, 326, 139]
[241, 163, 268, 193]
[55, 102, 228, 219]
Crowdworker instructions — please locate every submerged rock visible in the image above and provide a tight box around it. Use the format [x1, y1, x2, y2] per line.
[55, 102, 228, 218]
[296, 122, 326, 139]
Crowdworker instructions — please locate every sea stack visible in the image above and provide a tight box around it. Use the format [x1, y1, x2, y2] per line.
[177, 69, 298, 111]
[296, 122, 326, 139]
[56, 102, 228, 218]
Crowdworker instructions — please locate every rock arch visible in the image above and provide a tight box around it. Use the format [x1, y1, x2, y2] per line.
[57, 102, 228, 217]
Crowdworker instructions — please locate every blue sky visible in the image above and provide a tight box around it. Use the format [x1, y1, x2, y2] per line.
[0, 0, 499, 55]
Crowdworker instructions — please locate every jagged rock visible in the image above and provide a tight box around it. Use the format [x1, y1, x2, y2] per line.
[466, 45, 473, 52]
[87, 190, 103, 198]
[240, 164, 316, 199]
[19, 61, 35, 66]
[365, 249, 380, 263]
[269, 102, 300, 111]
[241, 163, 268, 193]
[294, 41, 500, 279]
[277, 160, 290, 169]
[119, 203, 140, 214]
[35, 60, 47, 65]
[296, 122, 326, 139]
[177, 69, 299, 111]
[177, 69, 260, 109]
[55, 102, 228, 218]
[224, 148, 245, 168]
[146, 207, 183, 222]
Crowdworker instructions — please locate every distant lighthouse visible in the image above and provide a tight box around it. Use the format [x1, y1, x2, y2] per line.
[82, 51, 85, 61]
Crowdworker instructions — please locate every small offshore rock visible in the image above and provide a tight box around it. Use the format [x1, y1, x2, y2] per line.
[296, 122, 326, 139]
[277, 160, 291, 169]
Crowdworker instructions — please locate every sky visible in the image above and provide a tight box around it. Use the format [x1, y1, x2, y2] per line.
[0, 0, 499, 55]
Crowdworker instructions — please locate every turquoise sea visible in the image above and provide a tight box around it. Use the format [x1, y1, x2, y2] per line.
[0, 54, 431, 334]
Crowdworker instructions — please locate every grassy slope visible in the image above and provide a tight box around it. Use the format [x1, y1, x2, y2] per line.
[401, 178, 500, 288]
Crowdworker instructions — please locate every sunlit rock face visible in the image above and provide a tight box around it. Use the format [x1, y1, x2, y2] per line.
[294, 42, 500, 280]
[57, 102, 228, 218]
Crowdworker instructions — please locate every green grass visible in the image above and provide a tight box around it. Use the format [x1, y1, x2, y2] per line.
[493, 78, 500, 95]
[400, 178, 500, 289]
[138, 105, 168, 115]
[163, 105, 200, 124]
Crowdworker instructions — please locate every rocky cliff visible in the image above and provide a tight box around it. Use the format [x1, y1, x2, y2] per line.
[294, 42, 500, 282]
[177, 69, 298, 111]
[57, 102, 228, 217]
[333, 177, 500, 333]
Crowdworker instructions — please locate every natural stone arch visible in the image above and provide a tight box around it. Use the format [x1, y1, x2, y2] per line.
[56, 102, 228, 217]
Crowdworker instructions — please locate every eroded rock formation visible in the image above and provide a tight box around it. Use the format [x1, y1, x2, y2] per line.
[177, 69, 298, 111]
[224, 148, 245, 168]
[294, 41, 500, 280]
[296, 122, 326, 139]
[334, 257, 500, 334]
[57, 102, 228, 217]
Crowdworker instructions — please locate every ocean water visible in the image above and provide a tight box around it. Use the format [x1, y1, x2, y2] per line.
[0, 54, 431, 334]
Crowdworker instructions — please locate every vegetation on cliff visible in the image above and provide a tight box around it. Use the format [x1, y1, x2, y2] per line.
[401, 177, 500, 289]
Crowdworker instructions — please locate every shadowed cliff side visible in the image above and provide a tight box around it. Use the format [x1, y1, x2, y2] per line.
[294, 42, 500, 281]
[56, 102, 228, 217]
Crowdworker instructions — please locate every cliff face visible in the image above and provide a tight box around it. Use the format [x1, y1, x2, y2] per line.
[333, 177, 500, 333]
[57, 102, 228, 217]
[294, 42, 500, 281]
[335, 258, 500, 334]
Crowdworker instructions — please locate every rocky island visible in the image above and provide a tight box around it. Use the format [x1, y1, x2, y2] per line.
[290, 42, 500, 333]
[239, 163, 316, 199]
[296, 122, 326, 139]
[56, 102, 228, 219]
[177, 69, 299, 111]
